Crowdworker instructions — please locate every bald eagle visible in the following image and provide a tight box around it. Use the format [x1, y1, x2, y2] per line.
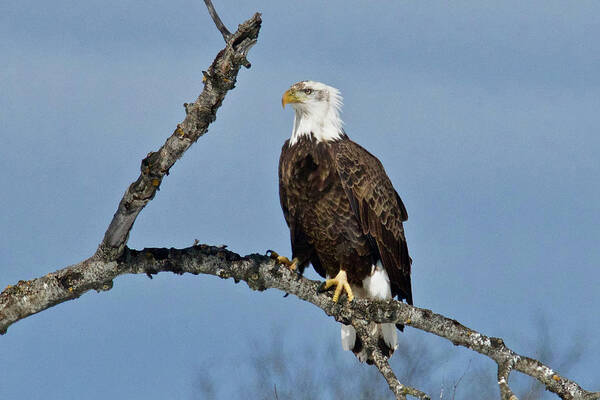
[276, 81, 412, 363]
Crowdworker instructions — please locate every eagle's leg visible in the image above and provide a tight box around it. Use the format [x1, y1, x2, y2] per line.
[266, 250, 298, 271]
[320, 269, 354, 303]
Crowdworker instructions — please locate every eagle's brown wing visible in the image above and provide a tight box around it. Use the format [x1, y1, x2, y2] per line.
[333, 139, 412, 304]
[278, 141, 293, 228]
[278, 140, 325, 276]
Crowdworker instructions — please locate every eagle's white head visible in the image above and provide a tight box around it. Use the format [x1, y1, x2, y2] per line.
[282, 81, 344, 145]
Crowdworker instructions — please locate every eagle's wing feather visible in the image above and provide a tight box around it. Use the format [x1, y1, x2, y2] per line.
[333, 139, 412, 304]
[279, 140, 325, 277]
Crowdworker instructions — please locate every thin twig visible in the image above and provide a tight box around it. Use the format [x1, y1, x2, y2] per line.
[451, 359, 472, 400]
[203, 0, 232, 41]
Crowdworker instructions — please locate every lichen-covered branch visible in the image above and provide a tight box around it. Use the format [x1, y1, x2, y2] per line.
[0, 0, 261, 334]
[353, 320, 430, 400]
[498, 361, 517, 400]
[94, 11, 261, 262]
[2, 245, 598, 399]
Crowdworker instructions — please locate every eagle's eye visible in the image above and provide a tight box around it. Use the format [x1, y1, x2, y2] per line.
[304, 88, 313, 95]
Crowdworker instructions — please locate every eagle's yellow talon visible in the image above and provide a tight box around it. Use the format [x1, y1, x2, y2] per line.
[268, 250, 298, 271]
[323, 280, 335, 290]
[323, 270, 354, 303]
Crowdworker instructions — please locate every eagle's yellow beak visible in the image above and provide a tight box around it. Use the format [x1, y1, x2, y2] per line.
[282, 89, 299, 108]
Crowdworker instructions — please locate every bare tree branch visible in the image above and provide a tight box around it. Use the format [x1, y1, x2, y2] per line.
[353, 320, 430, 400]
[203, 0, 232, 41]
[2, 246, 598, 399]
[498, 361, 518, 400]
[93, 11, 261, 262]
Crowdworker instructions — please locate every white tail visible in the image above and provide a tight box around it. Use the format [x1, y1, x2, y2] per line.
[340, 261, 398, 362]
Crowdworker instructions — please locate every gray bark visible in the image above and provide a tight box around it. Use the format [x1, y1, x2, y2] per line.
[2, 245, 598, 399]
[94, 11, 261, 262]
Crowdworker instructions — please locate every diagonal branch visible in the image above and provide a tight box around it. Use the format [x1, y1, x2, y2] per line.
[2, 246, 598, 400]
[353, 320, 430, 400]
[498, 361, 518, 400]
[203, 0, 232, 41]
[94, 12, 261, 262]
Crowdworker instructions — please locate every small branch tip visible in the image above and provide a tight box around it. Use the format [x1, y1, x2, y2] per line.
[203, 0, 232, 41]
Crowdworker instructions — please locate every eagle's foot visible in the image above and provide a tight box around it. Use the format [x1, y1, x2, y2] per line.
[266, 250, 298, 271]
[319, 270, 354, 303]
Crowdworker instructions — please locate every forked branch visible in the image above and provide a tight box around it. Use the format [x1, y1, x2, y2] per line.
[3, 246, 599, 399]
[353, 320, 430, 400]
[94, 11, 261, 262]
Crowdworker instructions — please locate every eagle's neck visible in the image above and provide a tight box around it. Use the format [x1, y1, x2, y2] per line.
[290, 101, 343, 145]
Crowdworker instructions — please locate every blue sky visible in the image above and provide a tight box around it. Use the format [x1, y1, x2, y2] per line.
[1, 1, 599, 398]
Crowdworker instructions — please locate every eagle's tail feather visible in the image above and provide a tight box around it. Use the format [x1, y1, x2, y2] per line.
[341, 323, 356, 351]
[381, 322, 398, 351]
[340, 323, 396, 364]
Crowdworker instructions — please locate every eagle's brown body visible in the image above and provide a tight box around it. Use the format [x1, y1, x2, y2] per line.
[279, 80, 412, 362]
[279, 134, 412, 305]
